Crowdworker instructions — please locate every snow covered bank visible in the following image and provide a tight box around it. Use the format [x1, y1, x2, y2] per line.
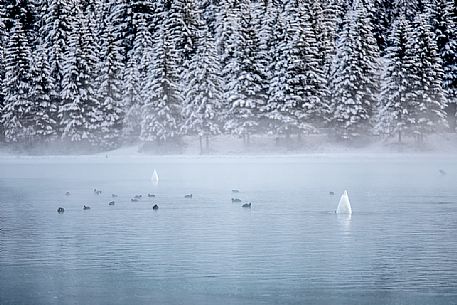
[136, 133, 457, 155]
[1, 133, 457, 158]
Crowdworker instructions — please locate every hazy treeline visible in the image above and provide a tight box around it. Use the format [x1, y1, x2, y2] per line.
[0, 0, 455, 151]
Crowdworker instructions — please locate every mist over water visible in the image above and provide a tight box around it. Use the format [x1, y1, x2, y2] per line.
[1, 154, 457, 305]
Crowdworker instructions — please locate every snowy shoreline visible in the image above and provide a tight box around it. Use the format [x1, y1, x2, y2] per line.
[1, 133, 457, 158]
[1, 149, 456, 163]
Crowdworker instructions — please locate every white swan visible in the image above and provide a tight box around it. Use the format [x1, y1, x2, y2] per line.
[151, 169, 159, 185]
[336, 190, 352, 214]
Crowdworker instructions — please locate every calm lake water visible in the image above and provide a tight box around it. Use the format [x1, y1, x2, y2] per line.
[1, 154, 457, 305]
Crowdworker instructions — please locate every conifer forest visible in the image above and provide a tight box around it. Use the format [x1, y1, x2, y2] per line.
[0, 0, 456, 152]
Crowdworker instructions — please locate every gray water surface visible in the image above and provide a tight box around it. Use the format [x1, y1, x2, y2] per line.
[1, 154, 457, 305]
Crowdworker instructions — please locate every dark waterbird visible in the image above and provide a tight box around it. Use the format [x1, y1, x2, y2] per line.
[242, 203, 251, 208]
[148, 193, 156, 198]
[439, 169, 447, 175]
[185, 194, 193, 198]
[83, 205, 91, 210]
[112, 194, 118, 198]
[131, 198, 139, 202]
[153, 204, 159, 210]
[329, 191, 335, 195]
[232, 198, 242, 203]
[94, 189, 102, 195]
[65, 192, 71, 196]
[134, 195, 142, 199]
[232, 189, 240, 193]
[57, 207, 65, 213]
[109, 201, 115, 206]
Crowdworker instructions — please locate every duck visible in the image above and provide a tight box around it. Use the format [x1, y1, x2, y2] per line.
[65, 192, 71, 196]
[148, 193, 156, 198]
[112, 194, 118, 198]
[231, 198, 242, 203]
[108, 201, 115, 206]
[439, 169, 447, 175]
[329, 191, 335, 195]
[232, 189, 240, 193]
[94, 189, 102, 195]
[134, 195, 142, 199]
[185, 194, 193, 199]
[152, 204, 159, 210]
[57, 207, 65, 213]
[242, 203, 251, 208]
[83, 205, 91, 210]
[131, 198, 139, 202]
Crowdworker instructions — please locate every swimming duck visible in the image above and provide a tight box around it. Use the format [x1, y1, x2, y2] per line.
[148, 193, 156, 198]
[329, 191, 335, 195]
[109, 201, 115, 206]
[57, 207, 65, 213]
[112, 194, 118, 198]
[185, 194, 193, 199]
[131, 198, 139, 202]
[232, 198, 242, 203]
[134, 195, 142, 199]
[65, 192, 71, 196]
[83, 205, 91, 210]
[232, 189, 240, 193]
[242, 203, 251, 208]
[153, 204, 159, 210]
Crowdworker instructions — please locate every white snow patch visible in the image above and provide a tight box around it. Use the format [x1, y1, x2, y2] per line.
[151, 169, 159, 185]
[336, 190, 352, 214]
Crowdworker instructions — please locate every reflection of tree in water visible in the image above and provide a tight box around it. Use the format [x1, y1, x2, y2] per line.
[370, 246, 399, 295]
[369, 223, 399, 294]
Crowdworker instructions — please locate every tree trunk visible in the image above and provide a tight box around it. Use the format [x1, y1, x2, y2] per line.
[398, 129, 402, 144]
[246, 133, 250, 146]
[205, 135, 210, 151]
[417, 132, 424, 145]
[199, 136, 203, 154]
[285, 130, 291, 146]
[446, 103, 457, 133]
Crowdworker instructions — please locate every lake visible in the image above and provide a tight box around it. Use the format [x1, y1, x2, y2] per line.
[1, 154, 457, 305]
